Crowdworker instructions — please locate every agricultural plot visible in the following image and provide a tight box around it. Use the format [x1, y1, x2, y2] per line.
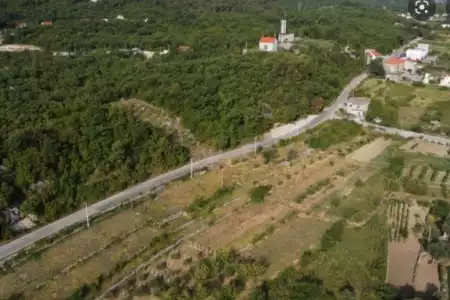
[386, 199, 431, 292]
[402, 160, 450, 188]
[387, 199, 410, 242]
[0, 135, 370, 300]
[248, 216, 330, 278]
[401, 139, 449, 158]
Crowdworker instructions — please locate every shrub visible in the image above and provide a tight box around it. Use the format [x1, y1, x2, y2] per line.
[320, 220, 345, 250]
[250, 185, 272, 203]
[262, 148, 277, 164]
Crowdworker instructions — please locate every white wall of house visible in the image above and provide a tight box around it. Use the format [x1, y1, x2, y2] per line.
[259, 42, 277, 52]
[341, 103, 369, 118]
[440, 76, 450, 87]
[278, 33, 294, 43]
[404, 60, 417, 71]
[406, 48, 426, 61]
[384, 63, 404, 74]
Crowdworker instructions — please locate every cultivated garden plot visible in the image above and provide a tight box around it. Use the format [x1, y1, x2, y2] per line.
[387, 199, 411, 242]
[403, 162, 450, 186]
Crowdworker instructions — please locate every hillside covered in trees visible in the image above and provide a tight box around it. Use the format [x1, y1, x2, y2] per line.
[0, 0, 425, 237]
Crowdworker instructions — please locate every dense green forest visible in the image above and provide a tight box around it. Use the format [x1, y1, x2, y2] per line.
[0, 0, 424, 237]
[1, 0, 421, 54]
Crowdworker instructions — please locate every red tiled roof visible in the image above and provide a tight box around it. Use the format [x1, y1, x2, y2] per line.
[259, 37, 276, 43]
[368, 50, 382, 57]
[385, 57, 405, 65]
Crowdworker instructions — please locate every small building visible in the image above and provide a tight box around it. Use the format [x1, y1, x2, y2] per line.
[383, 57, 405, 74]
[259, 37, 277, 52]
[278, 33, 295, 43]
[341, 97, 370, 119]
[365, 49, 383, 64]
[116, 15, 125, 20]
[177, 45, 192, 52]
[442, 24, 450, 28]
[439, 75, 450, 87]
[16, 22, 27, 28]
[40, 20, 52, 26]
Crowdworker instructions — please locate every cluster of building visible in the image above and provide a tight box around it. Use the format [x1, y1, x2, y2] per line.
[258, 19, 295, 52]
[364, 43, 450, 85]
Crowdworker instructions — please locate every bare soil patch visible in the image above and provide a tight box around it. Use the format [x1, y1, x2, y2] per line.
[386, 236, 420, 287]
[414, 253, 440, 294]
[348, 138, 392, 162]
[401, 139, 449, 157]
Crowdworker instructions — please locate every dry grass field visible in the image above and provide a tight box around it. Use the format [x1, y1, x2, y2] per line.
[248, 216, 330, 278]
[347, 137, 392, 163]
[0, 131, 383, 300]
[400, 139, 449, 158]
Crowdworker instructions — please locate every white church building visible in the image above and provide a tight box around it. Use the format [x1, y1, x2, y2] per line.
[259, 37, 277, 52]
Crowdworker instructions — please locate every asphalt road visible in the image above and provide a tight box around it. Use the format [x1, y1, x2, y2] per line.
[0, 72, 369, 262]
[358, 120, 450, 145]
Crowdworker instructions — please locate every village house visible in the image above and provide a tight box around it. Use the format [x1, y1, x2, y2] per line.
[259, 36, 277, 52]
[364, 49, 383, 64]
[406, 44, 429, 61]
[340, 97, 370, 119]
[439, 75, 450, 87]
[383, 57, 405, 74]
[40, 20, 52, 26]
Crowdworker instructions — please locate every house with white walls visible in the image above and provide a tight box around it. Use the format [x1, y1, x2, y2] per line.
[440, 75, 450, 87]
[340, 97, 370, 120]
[259, 37, 277, 52]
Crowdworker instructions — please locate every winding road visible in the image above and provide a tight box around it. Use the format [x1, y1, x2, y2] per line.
[0, 37, 424, 262]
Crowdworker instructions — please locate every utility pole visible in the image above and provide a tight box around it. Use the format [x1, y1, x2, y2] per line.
[85, 202, 90, 228]
[190, 158, 194, 178]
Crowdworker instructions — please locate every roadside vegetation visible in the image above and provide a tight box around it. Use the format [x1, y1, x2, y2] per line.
[305, 120, 363, 150]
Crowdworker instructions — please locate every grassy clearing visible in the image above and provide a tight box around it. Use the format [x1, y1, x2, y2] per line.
[249, 216, 330, 278]
[116, 99, 214, 159]
[187, 186, 235, 217]
[356, 78, 450, 130]
[305, 120, 364, 150]
[301, 213, 388, 298]
[327, 171, 384, 223]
